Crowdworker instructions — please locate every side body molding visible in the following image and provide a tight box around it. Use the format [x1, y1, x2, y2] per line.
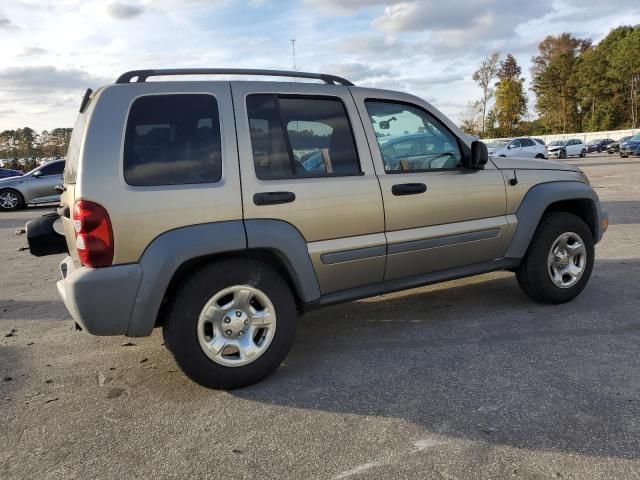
[244, 219, 321, 303]
[128, 221, 247, 337]
[504, 181, 606, 259]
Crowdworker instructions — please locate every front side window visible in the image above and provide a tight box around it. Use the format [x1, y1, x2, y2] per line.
[247, 94, 361, 179]
[124, 94, 222, 186]
[365, 100, 462, 172]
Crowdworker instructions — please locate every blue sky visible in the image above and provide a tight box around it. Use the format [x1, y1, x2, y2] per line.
[0, 0, 639, 131]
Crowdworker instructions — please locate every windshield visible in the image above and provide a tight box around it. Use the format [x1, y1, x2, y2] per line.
[486, 140, 509, 148]
[630, 134, 640, 142]
[548, 140, 565, 147]
[588, 139, 602, 145]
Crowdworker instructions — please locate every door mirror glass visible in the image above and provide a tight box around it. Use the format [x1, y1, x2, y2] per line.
[32, 170, 42, 177]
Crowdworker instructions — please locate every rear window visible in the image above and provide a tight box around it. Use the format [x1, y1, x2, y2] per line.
[124, 94, 222, 186]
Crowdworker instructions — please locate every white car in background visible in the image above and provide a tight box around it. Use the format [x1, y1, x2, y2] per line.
[547, 139, 586, 159]
[486, 137, 548, 159]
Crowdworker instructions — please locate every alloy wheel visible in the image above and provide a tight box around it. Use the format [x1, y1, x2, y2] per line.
[547, 232, 587, 289]
[0, 191, 18, 209]
[197, 285, 276, 367]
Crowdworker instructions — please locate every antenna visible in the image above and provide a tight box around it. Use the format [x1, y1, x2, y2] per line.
[291, 39, 296, 71]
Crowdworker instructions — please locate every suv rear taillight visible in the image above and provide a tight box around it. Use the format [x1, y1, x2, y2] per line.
[73, 200, 113, 268]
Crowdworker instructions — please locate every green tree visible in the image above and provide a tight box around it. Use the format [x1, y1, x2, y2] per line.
[531, 33, 591, 133]
[494, 55, 528, 137]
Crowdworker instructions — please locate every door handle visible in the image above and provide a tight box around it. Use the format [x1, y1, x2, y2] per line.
[391, 183, 427, 196]
[253, 191, 296, 206]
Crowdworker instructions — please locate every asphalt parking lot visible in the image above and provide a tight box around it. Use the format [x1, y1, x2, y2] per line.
[1, 153, 639, 479]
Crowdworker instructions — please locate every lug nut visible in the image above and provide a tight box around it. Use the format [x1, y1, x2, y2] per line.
[238, 331, 244, 336]
[225, 330, 232, 336]
[224, 317, 231, 323]
[236, 311, 242, 317]
[244, 319, 249, 325]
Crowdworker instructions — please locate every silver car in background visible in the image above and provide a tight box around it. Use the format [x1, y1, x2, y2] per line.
[0, 160, 65, 211]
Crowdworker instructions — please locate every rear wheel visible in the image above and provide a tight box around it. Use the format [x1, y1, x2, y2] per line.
[535, 154, 545, 159]
[580, 149, 587, 158]
[163, 258, 297, 389]
[0, 189, 25, 211]
[516, 212, 594, 304]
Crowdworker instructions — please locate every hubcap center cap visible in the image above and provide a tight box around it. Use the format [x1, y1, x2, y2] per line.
[222, 309, 249, 338]
[555, 250, 569, 268]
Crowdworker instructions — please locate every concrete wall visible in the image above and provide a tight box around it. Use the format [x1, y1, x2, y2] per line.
[483, 128, 640, 144]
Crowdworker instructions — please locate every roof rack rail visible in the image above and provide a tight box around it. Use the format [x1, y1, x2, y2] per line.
[115, 69, 355, 86]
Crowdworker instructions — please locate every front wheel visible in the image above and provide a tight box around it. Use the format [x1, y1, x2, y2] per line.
[559, 149, 567, 159]
[516, 212, 594, 304]
[0, 189, 25, 211]
[163, 258, 297, 389]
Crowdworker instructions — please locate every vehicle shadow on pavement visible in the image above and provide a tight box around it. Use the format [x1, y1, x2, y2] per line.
[233, 258, 640, 459]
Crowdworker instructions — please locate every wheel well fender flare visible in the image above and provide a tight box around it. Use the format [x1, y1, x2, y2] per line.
[244, 219, 320, 304]
[128, 219, 320, 337]
[504, 181, 606, 259]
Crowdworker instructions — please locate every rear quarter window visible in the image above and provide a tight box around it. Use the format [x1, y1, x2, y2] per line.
[123, 94, 222, 186]
[64, 109, 89, 184]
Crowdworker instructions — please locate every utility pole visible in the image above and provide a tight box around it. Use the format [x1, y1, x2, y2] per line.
[291, 39, 296, 71]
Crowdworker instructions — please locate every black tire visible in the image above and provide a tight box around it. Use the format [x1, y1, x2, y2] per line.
[579, 149, 586, 158]
[559, 149, 567, 159]
[163, 258, 297, 389]
[535, 154, 545, 159]
[0, 189, 25, 211]
[516, 212, 594, 304]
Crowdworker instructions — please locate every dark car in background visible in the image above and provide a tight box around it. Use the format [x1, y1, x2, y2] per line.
[620, 134, 640, 158]
[0, 168, 23, 179]
[586, 138, 615, 153]
[607, 136, 632, 154]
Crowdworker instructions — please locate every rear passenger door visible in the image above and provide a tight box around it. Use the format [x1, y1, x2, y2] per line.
[520, 138, 537, 157]
[31, 161, 64, 201]
[232, 83, 385, 294]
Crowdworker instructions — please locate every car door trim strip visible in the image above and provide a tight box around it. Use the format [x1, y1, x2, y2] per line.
[387, 228, 501, 255]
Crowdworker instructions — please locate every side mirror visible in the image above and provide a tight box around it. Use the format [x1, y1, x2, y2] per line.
[32, 170, 42, 178]
[466, 141, 488, 169]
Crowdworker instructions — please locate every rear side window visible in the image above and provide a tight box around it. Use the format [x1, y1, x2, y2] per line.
[521, 138, 535, 147]
[124, 94, 222, 186]
[40, 161, 65, 176]
[246, 94, 361, 179]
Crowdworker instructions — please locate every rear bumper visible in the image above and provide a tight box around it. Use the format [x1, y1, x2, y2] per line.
[57, 256, 143, 336]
